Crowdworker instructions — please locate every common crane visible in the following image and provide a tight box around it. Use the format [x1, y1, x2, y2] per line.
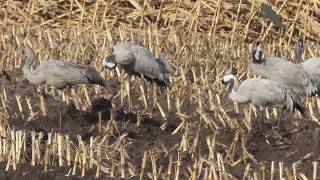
[222, 74, 305, 133]
[23, 46, 107, 90]
[23, 45, 108, 129]
[251, 46, 319, 96]
[102, 41, 174, 112]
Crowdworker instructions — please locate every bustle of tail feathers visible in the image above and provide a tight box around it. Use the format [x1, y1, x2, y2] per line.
[143, 75, 171, 89]
[312, 75, 320, 96]
[155, 58, 174, 75]
[143, 59, 173, 89]
[85, 68, 107, 88]
[295, 102, 306, 117]
[307, 78, 319, 97]
[285, 88, 306, 116]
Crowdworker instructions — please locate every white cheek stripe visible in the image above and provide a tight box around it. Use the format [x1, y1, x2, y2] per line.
[255, 53, 260, 60]
[103, 61, 116, 68]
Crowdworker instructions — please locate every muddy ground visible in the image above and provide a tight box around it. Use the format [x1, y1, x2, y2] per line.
[1, 69, 320, 179]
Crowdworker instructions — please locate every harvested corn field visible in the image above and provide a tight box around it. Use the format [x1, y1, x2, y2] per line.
[1, 0, 320, 179]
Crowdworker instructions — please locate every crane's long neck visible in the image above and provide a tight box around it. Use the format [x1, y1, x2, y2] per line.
[295, 46, 304, 64]
[228, 77, 237, 94]
[22, 56, 41, 84]
[228, 77, 248, 104]
[251, 61, 269, 79]
[22, 57, 34, 74]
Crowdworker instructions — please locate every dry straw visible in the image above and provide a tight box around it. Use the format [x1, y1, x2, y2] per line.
[0, 0, 320, 179]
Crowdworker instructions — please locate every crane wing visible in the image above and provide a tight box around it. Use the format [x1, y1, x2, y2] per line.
[35, 60, 88, 87]
[112, 41, 174, 87]
[262, 59, 313, 91]
[130, 45, 173, 86]
[113, 42, 135, 65]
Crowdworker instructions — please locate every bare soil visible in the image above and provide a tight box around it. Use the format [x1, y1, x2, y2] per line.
[1, 69, 320, 179]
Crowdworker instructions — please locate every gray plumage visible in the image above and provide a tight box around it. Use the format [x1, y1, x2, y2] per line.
[222, 74, 305, 115]
[102, 41, 174, 87]
[300, 57, 320, 72]
[222, 74, 305, 133]
[251, 46, 319, 96]
[22, 46, 107, 89]
[295, 38, 320, 76]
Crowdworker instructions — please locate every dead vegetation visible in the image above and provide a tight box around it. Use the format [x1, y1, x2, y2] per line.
[1, 0, 320, 179]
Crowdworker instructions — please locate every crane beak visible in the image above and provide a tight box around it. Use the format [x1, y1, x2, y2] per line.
[221, 79, 231, 91]
[221, 79, 227, 85]
[102, 55, 116, 70]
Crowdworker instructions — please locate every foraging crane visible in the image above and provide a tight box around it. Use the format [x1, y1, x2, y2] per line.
[22, 45, 108, 129]
[222, 74, 305, 133]
[251, 46, 319, 96]
[102, 41, 174, 112]
[23, 46, 107, 90]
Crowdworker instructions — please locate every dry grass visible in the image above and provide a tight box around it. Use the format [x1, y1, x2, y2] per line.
[0, 0, 320, 179]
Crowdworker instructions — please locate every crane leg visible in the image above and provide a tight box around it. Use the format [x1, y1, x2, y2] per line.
[59, 103, 62, 131]
[142, 79, 148, 110]
[120, 78, 124, 105]
[57, 89, 63, 132]
[152, 82, 157, 110]
[277, 109, 284, 128]
[258, 109, 264, 135]
[126, 78, 132, 113]
[140, 75, 148, 110]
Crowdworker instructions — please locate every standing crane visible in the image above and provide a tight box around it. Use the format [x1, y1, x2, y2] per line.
[222, 74, 305, 133]
[251, 46, 319, 96]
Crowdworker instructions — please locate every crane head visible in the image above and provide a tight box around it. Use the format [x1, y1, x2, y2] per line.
[23, 45, 36, 61]
[252, 47, 263, 63]
[221, 74, 235, 86]
[298, 38, 304, 48]
[102, 55, 117, 69]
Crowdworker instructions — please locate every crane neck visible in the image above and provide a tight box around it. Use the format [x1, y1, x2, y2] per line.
[22, 57, 34, 74]
[228, 76, 238, 95]
[295, 46, 304, 64]
[228, 76, 249, 104]
[22, 54, 38, 84]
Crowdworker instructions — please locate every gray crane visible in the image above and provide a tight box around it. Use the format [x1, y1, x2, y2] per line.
[251, 46, 319, 96]
[22, 46, 108, 129]
[102, 41, 174, 112]
[222, 74, 305, 133]
[23, 46, 107, 90]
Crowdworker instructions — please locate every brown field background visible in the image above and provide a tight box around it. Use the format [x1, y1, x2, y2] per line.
[1, 0, 320, 179]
